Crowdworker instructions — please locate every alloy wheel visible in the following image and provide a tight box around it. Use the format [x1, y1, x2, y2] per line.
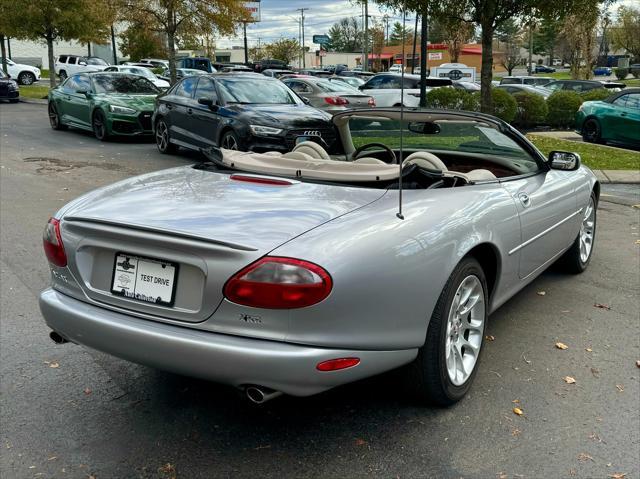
[48, 104, 58, 128]
[583, 120, 599, 143]
[156, 121, 169, 151]
[445, 275, 486, 386]
[20, 72, 35, 85]
[93, 112, 106, 140]
[221, 133, 238, 150]
[579, 197, 596, 263]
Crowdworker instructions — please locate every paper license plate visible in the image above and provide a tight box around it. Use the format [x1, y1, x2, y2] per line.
[111, 253, 178, 306]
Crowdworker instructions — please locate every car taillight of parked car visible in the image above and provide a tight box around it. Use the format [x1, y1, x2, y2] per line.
[324, 97, 349, 106]
[223, 256, 333, 309]
[43, 218, 67, 267]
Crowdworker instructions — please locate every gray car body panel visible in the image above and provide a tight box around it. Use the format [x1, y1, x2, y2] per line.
[40, 109, 598, 396]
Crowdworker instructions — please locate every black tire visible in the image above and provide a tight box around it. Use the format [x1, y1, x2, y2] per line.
[220, 129, 241, 150]
[92, 110, 109, 141]
[155, 119, 176, 154]
[18, 72, 35, 85]
[9, 99, 19, 104]
[405, 257, 488, 406]
[582, 118, 602, 144]
[557, 192, 597, 274]
[58, 70, 67, 82]
[48, 102, 67, 130]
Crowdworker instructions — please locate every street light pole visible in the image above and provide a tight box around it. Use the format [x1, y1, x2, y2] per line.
[363, 0, 369, 72]
[243, 22, 248, 65]
[297, 8, 309, 68]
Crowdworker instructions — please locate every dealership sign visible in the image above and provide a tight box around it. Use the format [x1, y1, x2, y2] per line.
[313, 35, 330, 45]
[431, 63, 476, 82]
[244, 1, 261, 22]
[428, 52, 443, 61]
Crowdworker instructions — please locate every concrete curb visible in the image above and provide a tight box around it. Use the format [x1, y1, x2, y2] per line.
[19, 98, 48, 105]
[593, 169, 640, 184]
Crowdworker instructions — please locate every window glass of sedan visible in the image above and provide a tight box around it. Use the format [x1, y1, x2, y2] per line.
[217, 78, 298, 104]
[174, 76, 199, 98]
[285, 80, 312, 94]
[195, 77, 218, 103]
[74, 74, 91, 92]
[625, 93, 640, 109]
[315, 80, 356, 92]
[92, 74, 159, 94]
[86, 57, 108, 66]
[62, 75, 81, 93]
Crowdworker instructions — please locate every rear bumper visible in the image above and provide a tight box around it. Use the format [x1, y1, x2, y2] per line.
[39, 288, 417, 396]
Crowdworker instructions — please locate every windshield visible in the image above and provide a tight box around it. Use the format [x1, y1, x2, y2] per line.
[217, 78, 299, 104]
[92, 74, 159, 94]
[121, 67, 155, 79]
[86, 57, 108, 66]
[349, 116, 538, 171]
[315, 80, 357, 93]
[181, 69, 206, 76]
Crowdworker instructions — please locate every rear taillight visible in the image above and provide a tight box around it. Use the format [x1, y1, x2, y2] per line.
[43, 217, 67, 267]
[224, 256, 332, 309]
[368, 97, 376, 107]
[324, 96, 349, 106]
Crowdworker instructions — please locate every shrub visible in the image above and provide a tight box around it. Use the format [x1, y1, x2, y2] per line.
[580, 88, 611, 102]
[425, 87, 479, 111]
[490, 88, 517, 123]
[513, 92, 548, 127]
[630, 65, 640, 79]
[546, 91, 583, 128]
[614, 67, 629, 80]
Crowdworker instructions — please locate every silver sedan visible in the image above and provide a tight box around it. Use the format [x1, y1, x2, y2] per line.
[282, 77, 375, 112]
[40, 108, 598, 405]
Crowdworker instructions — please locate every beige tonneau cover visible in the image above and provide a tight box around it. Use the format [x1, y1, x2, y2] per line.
[221, 150, 400, 182]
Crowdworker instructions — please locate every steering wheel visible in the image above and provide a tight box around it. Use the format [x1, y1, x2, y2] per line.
[352, 142, 397, 164]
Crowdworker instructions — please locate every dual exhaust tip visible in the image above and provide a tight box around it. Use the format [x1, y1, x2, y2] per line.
[49, 331, 283, 404]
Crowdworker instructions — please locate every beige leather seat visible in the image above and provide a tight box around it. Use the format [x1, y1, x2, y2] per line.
[466, 169, 497, 181]
[353, 157, 386, 165]
[404, 151, 496, 182]
[290, 141, 330, 160]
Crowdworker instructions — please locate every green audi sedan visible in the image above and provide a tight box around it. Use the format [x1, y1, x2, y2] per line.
[575, 88, 640, 148]
[48, 72, 160, 140]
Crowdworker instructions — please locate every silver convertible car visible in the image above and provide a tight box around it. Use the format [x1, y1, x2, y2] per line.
[40, 109, 598, 406]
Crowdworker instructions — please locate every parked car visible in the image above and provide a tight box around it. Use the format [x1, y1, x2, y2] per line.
[389, 64, 404, 73]
[328, 76, 365, 89]
[1, 58, 41, 85]
[47, 72, 160, 140]
[122, 62, 156, 69]
[359, 73, 452, 107]
[575, 88, 640, 147]
[103, 65, 170, 89]
[254, 58, 288, 73]
[340, 70, 376, 80]
[282, 77, 375, 112]
[220, 65, 253, 73]
[40, 107, 599, 406]
[297, 69, 333, 78]
[0, 69, 19, 102]
[55, 55, 109, 81]
[152, 73, 337, 154]
[592, 66, 612, 76]
[177, 57, 214, 73]
[534, 65, 556, 73]
[262, 69, 295, 78]
[158, 68, 208, 83]
[452, 81, 481, 92]
[140, 58, 169, 69]
[544, 79, 625, 93]
[495, 84, 553, 99]
[500, 76, 554, 87]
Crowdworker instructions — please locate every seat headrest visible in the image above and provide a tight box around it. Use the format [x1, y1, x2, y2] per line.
[292, 141, 330, 160]
[403, 151, 448, 172]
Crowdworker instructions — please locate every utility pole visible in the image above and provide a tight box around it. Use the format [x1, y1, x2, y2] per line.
[528, 19, 533, 75]
[411, 15, 418, 74]
[110, 25, 117, 65]
[243, 22, 248, 65]
[297, 8, 309, 68]
[363, 0, 369, 72]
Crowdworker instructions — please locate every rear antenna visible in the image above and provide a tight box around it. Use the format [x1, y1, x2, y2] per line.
[396, 8, 407, 220]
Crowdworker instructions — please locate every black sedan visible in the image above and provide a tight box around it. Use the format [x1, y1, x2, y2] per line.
[0, 70, 19, 103]
[152, 73, 338, 154]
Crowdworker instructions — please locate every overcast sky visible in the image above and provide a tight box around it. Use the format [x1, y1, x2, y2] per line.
[216, 0, 640, 50]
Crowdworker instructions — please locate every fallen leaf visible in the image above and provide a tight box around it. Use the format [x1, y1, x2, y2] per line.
[511, 427, 521, 437]
[636, 360, 640, 368]
[537, 291, 546, 296]
[485, 335, 495, 341]
[609, 473, 627, 479]
[594, 303, 611, 310]
[561, 310, 571, 313]
[497, 473, 508, 479]
[577, 452, 594, 462]
[591, 367, 600, 377]
[48, 362, 59, 369]
[83, 388, 92, 395]
[616, 384, 624, 392]
[354, 438, 367, 446]
[568, 469, 577, 476]
[512, 399, 520, 403]
[555, 342, 569, 350]
[635, 240, 640, 245]
[563, 376, 576, 384]
[513, 407, 524, 416]
[158, 463, 176, 479]
[585, 348, 593, 352]
[47, 456, 57, 461]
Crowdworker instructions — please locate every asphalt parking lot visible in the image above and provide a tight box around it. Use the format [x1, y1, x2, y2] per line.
[1, 102, 639, 479]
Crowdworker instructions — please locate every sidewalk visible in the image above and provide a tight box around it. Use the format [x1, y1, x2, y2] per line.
[593, 169, 640, 184]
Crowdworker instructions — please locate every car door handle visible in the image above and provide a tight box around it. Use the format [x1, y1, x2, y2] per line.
[518, 193, 531, 208]
[187, 108, 193, 115]
[620, 112, 627, 117]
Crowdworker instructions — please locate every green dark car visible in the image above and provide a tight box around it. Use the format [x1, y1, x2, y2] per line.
[575, 88, 640, 148]
[48, 72, 160, 140]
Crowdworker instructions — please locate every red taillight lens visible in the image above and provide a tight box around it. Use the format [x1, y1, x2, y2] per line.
[368, 97, 376, 107]
[230, 174, 294, 186]
[224, 256, 332, 309]
[43, 217, 67, 267]
[316, 358, 360, 371]
[324, 96, 349, 105]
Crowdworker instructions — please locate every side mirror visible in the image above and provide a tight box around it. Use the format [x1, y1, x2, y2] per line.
[301, 96, 310, 105]
[75, 89, 89, 96]
[197, 97, 218, 110]
[549, 151, 581, 171]
[79, 61, 87, 66]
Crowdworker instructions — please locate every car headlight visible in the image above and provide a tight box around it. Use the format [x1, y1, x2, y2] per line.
[109, 104, 137, 114]
[249, 125, 283, 136]
[8, 80, 19, 91]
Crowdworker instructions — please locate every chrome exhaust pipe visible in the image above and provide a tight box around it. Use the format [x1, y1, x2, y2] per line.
[245, 386, 283, 404]
[49, 331, 69, 344]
